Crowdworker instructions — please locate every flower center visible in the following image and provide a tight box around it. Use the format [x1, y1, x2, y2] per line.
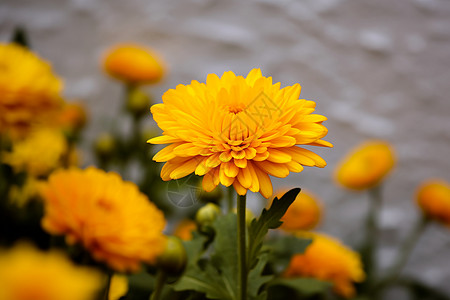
[225, 103, 246, 114]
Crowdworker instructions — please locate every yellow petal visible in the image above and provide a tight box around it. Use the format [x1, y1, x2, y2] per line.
[147, 135, 183, 144]
[257, 161, 289, 178]
[267, 148, 292, 163]
[237, 167, 252, 189]
[219, 164, 235, 187]
[203, 171, 218, 192]
[233, 180, 247, 196]
[170, 158, 200, 179]
[254, 165, 273, 198]
[205, 153, 221, 168]
[269, 136, 296, 148]
[153, 143, 180, 162]
[219, 151, 233, 162]
[223, 160, 239, 177]
[234, 158, 247, 168]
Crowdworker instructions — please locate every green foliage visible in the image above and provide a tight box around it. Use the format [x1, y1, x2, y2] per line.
[266, 235, 312, 273]
[269, 278, 332, 297]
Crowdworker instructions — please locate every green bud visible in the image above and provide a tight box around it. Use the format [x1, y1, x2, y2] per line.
[126, 87, 151, 118]
[157, 236, 187, 276]
[94, 133, 116, 159]
[195, 203, 221, 227]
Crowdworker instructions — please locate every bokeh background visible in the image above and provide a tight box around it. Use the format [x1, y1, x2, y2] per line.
[1, 0, 450, 298]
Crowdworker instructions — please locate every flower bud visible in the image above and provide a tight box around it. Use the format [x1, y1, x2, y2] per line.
[126, 87, 151, 118]
[156, 236, 187, 276]
[94, 133, 116, 160]
[195, 203, 221, 228]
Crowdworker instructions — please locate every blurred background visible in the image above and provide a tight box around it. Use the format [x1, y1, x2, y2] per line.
[1, 0, 449, 298]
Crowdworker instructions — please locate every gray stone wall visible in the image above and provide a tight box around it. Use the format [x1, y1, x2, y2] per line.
[1, 0, 450, 298]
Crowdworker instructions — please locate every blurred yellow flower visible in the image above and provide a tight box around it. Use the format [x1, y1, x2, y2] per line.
[0, 43, 63, 139]
[40, 167, 167, 272]
[103, 44, 165, 84]
[148, 69, 332, 198]
[109, 274, 128, 300]
[0, 243, 102, 300]
[335, 141, 395, 190]
[416, 179, 450, 226]
[284, 233, 365, 298]
[273, 189, 322, 231]
[2, 128, 68, 177]
[174, 219, 197, 241]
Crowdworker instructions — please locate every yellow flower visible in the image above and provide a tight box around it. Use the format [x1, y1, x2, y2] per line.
[40, 167, 167, 272]
[2, 128, 68, 177]
[0, 243, 102, 300]
[103, 44, 165, 84]
[416, 179, 450, 226]
[273, 189, 322, 231]
[148, 69, 332, 198]
[174, 219, 197, 241]
[0, 43, 63, 139]
[335, 141, 395, 190]
[284, 233, 365, 298]
[109, 274, 128, 300]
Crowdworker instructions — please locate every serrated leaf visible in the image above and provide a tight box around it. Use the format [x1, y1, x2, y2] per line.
[269, 278, 332, 296]
[247, 188, 301, 270]
[248, 253, 273, 299]
[172, 232, 231, 299]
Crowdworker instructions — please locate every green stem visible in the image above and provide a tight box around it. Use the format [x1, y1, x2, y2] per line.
[237, 193, 247, 300]
[150, 270, 167, 300]
[103, 271, 113, 300]
[375, 216, 428, 290]
[364, 185, 382, 284]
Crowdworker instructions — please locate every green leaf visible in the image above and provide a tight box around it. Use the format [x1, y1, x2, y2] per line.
[172, 216, 236, 300]
[248, 253, 273, 299]
[267, 235, 312, 273]
[269, 278, 332, 296]
[247, 188, 301, 270]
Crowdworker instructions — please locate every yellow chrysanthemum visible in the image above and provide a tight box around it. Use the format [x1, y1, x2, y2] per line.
[109, 274, 129, 300]
[103, 44, 165, 84]
[335, 141, 395, 191]
[2, 128, 68, 177]
[416, 179, 450, 226]
[0, 243, 102, 300]
[40, 167, 167, 272]
[273, 189, 322, 231]
[174, 219, 197, 241]
[284, 232, 365, 298]
[148, 69, 332, 198]
[0, 43, 63, 139]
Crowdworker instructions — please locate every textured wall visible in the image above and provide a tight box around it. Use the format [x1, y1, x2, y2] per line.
[1, 0, 450, 297]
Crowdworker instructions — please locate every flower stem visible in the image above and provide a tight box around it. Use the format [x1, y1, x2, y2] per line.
[362, 186, 382, 287]
[375, 216, 428, 290]
[150, 269, 167, 300]
[103, 271, 113, 300]
[237, 193, 247, 300]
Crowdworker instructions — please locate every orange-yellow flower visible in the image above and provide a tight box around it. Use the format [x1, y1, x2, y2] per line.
[273, 189, 322, 231]
[0, 243, 102, 300]
[103, 44, 165, 84]
[174, 219, 197, 241]
[335, 141, 395, 190]
[284, 233, 365, 298]
[416, 179, 450, 226]
[40, 167, 167, 272]
[148, 69, 332, 198]
[0, 43, 63, 139]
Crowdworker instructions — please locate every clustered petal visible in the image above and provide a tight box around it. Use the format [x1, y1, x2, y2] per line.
[284, 232, 365, 298]
[40, 167, 167, 272]
[0, 43, 63, 139]
[149, 69, 332, 198]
